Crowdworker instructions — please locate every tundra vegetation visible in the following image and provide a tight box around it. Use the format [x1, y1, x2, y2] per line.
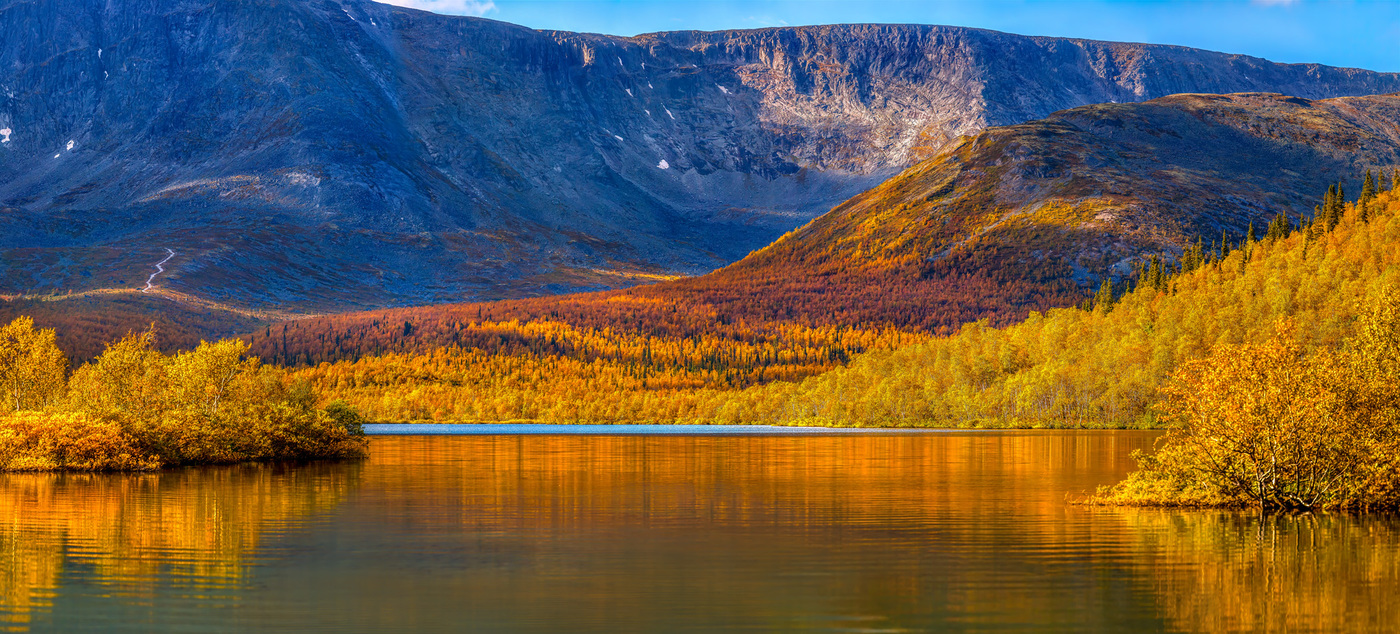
[255, 175, 1400, 435]
[0, 322, 366, 471]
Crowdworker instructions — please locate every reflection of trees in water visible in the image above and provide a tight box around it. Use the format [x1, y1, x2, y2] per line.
[17, 434, 1394, 632]
[364, 433, 1149, 530]
[0, 462, 359, 630]
[338, 434, 1160, 631]
[1106, 509, 1400, 632]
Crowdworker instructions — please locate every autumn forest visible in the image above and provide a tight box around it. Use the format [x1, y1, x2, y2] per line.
[5, 158, 1400, 506]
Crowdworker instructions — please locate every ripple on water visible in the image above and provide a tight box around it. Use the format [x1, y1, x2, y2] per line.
[2, 432, 1398, 632]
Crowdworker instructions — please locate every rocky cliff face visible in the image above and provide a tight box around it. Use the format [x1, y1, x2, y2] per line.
[2, 0, 1399, 310]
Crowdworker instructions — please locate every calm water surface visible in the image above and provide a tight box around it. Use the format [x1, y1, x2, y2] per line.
[2, 431, 1398, 632]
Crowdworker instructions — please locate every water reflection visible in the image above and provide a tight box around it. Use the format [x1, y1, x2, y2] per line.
[1, 432, 1399, 632]
[0, 463, 357, 631]
[1105, 509, 1400, 633]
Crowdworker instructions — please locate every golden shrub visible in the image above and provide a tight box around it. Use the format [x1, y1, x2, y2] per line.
[0, 322, 366, 472]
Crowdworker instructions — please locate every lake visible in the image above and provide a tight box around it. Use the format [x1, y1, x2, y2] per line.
[2, 430, 1398, 632]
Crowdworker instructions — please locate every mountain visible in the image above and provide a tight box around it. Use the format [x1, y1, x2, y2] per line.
[690, 92, 1400, 330]
[242, 91, 1400, 377]
[271, 176, 1400, 425]
[3, 0, 1400, 313]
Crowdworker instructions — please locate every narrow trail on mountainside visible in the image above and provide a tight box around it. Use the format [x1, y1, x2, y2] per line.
[142, 248, 176, 293]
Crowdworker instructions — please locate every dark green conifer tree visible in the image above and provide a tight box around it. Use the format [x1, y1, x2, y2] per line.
[1361, 171, 1376, 222]
[1322, 186, 1335, 229]
[1093, 278, 1114, 314]
[1266, 212, 1288, 241]
[1328, 183, 1345, 231]
[1141, 254, 1163, 293]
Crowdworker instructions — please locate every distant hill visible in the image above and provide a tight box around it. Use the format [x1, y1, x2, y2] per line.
[280, 179, 1400, 425]
[244, 92, 1400, 374]
[694, 92, 1400, 330]
[4, 0, 1400, 312]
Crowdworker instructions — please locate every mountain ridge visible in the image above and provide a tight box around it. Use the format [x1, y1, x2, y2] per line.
[4, 0, 1400, 311]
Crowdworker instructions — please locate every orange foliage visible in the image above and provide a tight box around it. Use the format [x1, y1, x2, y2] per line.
[0, 411, 160, 471]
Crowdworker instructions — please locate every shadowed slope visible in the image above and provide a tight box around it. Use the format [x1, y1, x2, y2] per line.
[3, 1, 1400, 312]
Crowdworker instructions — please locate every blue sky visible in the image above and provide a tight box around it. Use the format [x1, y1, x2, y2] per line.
[377, 0, 1400, 72]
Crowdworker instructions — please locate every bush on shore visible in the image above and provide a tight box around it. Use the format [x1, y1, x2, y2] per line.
[0, 320, 367, 471]
[1090, 290, 1400, 510]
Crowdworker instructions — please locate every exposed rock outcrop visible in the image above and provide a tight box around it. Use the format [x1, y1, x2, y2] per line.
[2, 0, 1398, 310]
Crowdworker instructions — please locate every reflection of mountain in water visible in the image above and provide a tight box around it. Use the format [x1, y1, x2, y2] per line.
[0, 463, 360, 630]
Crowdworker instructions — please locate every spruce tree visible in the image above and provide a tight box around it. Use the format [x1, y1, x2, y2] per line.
[1266, 212, 1287, 241]
[1144, 254, 1163, 293]
[1182, 236, 1204, 271]
[1323, 185, 1336, 230]
[1363, 170, 1376, 202]
[1093, 278, 1114, 314]
[1327, 183, 1344, 231]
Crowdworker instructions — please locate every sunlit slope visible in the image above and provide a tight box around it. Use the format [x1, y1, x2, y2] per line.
[731, 188, 1400, 427]
[239, 94, 1400, 424]
[286, 186, 1400, 424]
[251, 92, 1400, 370]
[700, 92, 1400, 331]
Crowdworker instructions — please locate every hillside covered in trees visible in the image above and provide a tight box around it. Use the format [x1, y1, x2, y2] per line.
[227, 93, 1400, 427]
[249, 93, 1400, 372]
[275, 175, 1400, 426]
[11, 92, 1399, 368]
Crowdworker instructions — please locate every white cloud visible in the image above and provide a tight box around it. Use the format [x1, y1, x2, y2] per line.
[375, 0, 496, 17]
[744, 15, 789, 27]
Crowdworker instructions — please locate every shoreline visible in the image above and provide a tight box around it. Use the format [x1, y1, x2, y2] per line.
[363, 424, 1157, 436]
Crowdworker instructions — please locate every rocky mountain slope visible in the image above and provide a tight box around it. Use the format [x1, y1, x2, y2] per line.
[241, 91, 1400, 372]
[3, 0, 1400, 312]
